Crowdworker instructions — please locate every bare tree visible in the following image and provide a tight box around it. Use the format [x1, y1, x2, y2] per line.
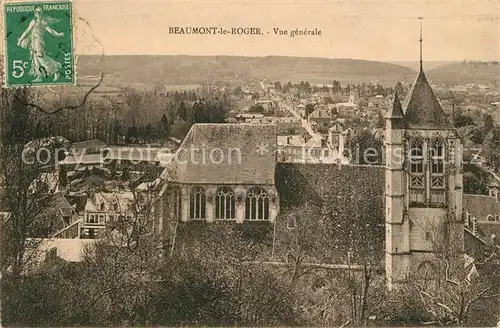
[274, 196, 384, 326]
[77, 185, 163, 326]
[400, 220, 500, 326]
[277, 204, 328, 284]
[1, 88, 64, 280]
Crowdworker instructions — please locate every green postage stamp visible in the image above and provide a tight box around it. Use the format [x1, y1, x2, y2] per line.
[3, 1, 75, 87]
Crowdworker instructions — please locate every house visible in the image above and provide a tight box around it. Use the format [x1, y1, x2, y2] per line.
[245, 116, 301, 135]
[328, 123, 345, 153]
[103, 146, 160, 167]
[296, 103, 306, 118]
[72, 139, 106, 154]
[277, 135, 305, 163]
[463, 184, 500, 246]
[158, 123, 279, 224]
[235, 113, 265, 122]
[60, 153, 104, 171]
[66, 193, 88, 216]
[332, 102, 358, 115]
[255, 98, 279, 114]
[311, 93, 322, 103]
[50, 192, 80, 227]
[274, 117, 301, 135]
[82, 191, 138, 239]
[276, 135, 343, 164]
[333, 117, 346, 125]
[308, 109, 331, 133]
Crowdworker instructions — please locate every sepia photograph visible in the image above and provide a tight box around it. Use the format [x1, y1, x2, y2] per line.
[0, 0, 499, 326]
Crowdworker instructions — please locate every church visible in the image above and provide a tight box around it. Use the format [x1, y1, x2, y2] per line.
[384, 62, 464, 289]
[156, 45, 498, 290]
[157, 123, 280, 225]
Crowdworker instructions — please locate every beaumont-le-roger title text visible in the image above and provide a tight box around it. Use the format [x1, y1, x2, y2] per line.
[168, 26, 322, 37]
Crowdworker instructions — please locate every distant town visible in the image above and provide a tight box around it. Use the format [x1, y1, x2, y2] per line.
[1, 55, 500, 327]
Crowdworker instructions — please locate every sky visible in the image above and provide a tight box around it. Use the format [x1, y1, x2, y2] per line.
[2, 0, 500, 62]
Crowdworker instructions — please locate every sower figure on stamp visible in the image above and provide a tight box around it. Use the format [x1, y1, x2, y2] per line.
[17, 6, 64, 82]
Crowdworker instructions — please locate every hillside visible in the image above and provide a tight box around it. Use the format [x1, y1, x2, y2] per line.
[427, 61, 500, 84]
[3, 57, 499, 88]
[390, 61, 457, 72]
[75, 55, 416, 88]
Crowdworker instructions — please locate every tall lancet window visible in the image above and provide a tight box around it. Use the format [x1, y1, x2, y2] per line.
[165, 186, 182, 221]
[409, 138, 425, 204]
[245, 187, 270, 221]
[215, 187, 236, 220]
[189, 186, 206, 220]
[429, 138, 446, 205]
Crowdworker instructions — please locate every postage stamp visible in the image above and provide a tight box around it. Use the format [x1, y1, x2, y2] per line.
[3, 1, 75, 87]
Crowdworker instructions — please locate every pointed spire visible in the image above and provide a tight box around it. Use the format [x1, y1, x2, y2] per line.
[418, 16, 424, 71]
[398, 19, 453, 129]
[386, 89, 407, 129]
[386, 90, 404, 119]
[402, 70, 452, 129]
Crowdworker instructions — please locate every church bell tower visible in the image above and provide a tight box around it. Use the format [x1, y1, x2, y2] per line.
[384, 21, 464, 289]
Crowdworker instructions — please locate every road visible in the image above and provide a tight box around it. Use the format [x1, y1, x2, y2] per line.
[282, 101, 322, 141]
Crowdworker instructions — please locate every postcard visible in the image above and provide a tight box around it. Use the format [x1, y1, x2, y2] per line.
[1, 1, 499, 327]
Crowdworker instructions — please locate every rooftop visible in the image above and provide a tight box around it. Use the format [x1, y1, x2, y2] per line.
[61, 153, 103, 165]
[161, 123, 277, 185]
[277, 135, 306, 147]
[72, 139, 106, 150]
[403, 69, 452, 129]
[309, 109, 330, 119]
[86, 191, 136, 213]
[103, 147, 159, 162]
[463, 194, 500, 221]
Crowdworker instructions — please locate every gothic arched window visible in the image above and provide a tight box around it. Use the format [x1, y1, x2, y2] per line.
[165, 185, 182, 221]
[189, 186, 206, 220]
[409, 138, 425, 204]
[409, 138, 424, 174]
[215, 187, 236, 220]
[429, 138, 445, 175]
[429, 138, 446, 205]
[245, 187, 269, 221]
